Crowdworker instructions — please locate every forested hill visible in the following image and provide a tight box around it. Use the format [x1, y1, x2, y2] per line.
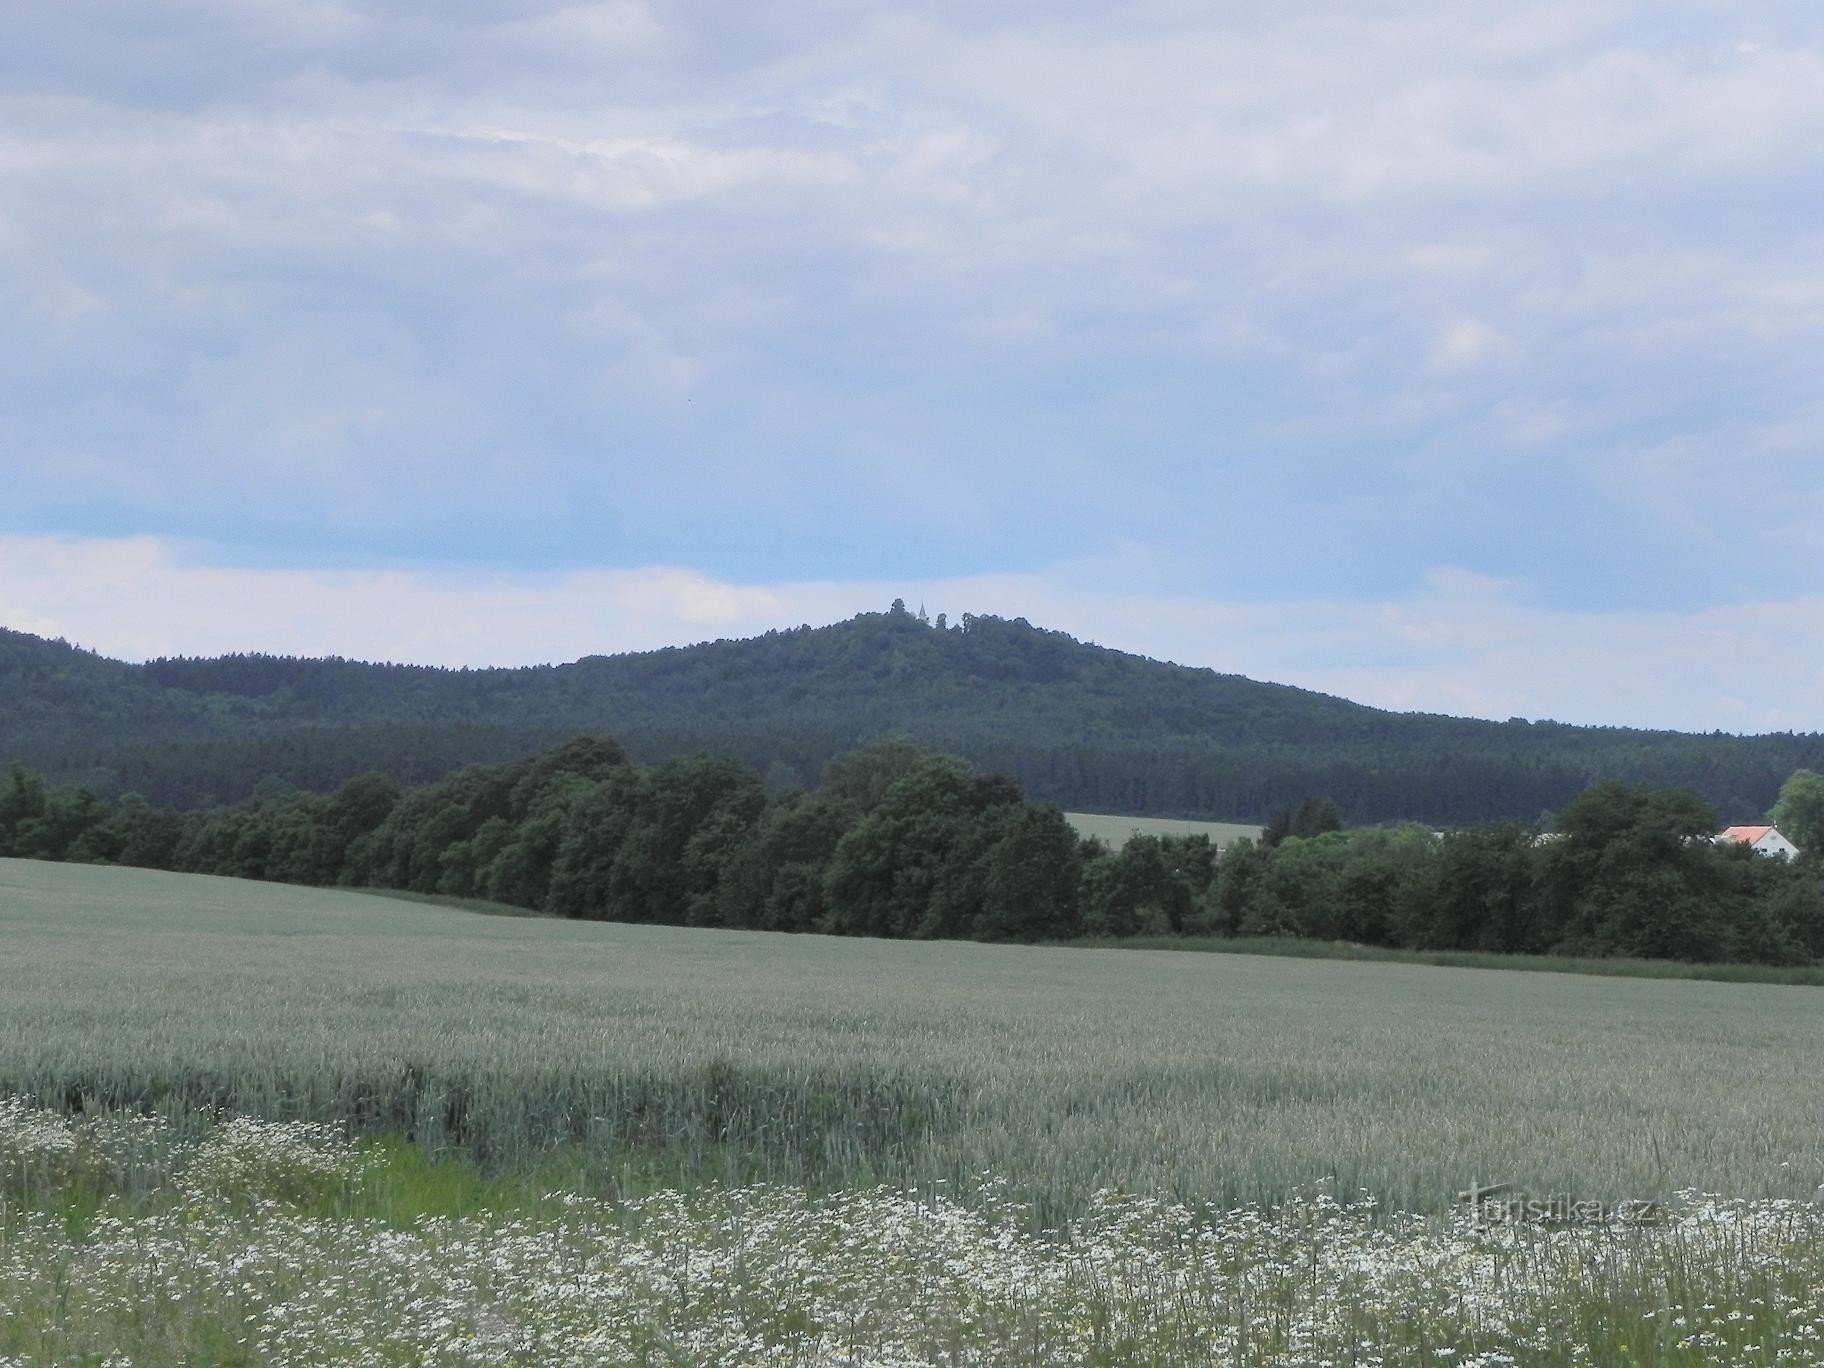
[4, 606, 1820, 823]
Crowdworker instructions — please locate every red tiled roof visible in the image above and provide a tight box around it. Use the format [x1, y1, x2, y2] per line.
[1717, 825, 1775, 844]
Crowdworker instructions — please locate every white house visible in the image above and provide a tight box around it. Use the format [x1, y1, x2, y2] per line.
[1715, 825, 1802, 859]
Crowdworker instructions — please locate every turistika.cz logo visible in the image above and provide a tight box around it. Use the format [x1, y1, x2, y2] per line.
[1456, 1181, 1661, 1227]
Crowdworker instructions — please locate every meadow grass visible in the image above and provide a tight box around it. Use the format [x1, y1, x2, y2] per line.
[356, 887, 559, 918]
[7, 858, 1824, 1364]
[382, 887, 1824, 986]
[4, 857, 1823, 1226]
[4, 1099, 1824, 1366]
[1063, 811, 1262, 849]
[1077, 932, 1824, 986]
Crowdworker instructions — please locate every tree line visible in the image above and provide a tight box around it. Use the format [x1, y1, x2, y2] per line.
[8, 606, 1824, 823]
[0, 737, 1083, 943]
[2, 735, 1820, 966]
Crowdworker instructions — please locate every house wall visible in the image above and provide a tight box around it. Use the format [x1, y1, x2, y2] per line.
[1752, 831, 1801, 859]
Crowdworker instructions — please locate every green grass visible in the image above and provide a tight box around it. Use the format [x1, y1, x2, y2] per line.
[1063, 811, 1262, 848]
[7, 857, 1824, 1364]
[4, 856, 1823, 1226]
[354, 886, 558, 918]
[1076, 932, 1824, 985]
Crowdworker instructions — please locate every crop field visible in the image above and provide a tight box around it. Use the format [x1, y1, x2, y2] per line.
[1064, 810, 1263, 849]
[7, 857, 1824, 1363]
[4, 856, 1822, 1218]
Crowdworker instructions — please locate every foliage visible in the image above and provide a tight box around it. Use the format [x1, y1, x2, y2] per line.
[1260, 795, 1343, 848]
[0, 737, 1088, 945]
[1773, 769, 1824, 857]
[2, 735, 1821, 966]
[6, 611, 1824, 824]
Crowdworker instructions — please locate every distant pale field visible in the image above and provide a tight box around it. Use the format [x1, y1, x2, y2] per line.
[1063, 811, 1263, 847]
[3, 857, 1821, 1218]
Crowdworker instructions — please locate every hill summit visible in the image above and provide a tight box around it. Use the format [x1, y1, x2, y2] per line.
[2, 606, 1818, 822]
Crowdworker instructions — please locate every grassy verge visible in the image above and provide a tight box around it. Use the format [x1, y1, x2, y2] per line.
[362, 879, 1824, 987]
[350, 887, 557, 918]
[1071, 932, 1824, 985]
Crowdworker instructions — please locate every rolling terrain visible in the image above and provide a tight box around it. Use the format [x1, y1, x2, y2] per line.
[7, 858, 1824, 1364]
[5, 607, 1821, 822]
[4, 856, 1820, 1217]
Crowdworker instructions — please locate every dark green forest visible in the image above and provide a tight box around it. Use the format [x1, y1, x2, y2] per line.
[2, 738, 1819, 965]
[5, 604, 1823, 824]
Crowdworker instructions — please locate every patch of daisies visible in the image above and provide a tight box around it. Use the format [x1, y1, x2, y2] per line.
[4, 1099, 1824, 1365]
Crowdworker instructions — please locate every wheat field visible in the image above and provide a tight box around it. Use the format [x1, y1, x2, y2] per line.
[1063, 811, 1262, 849]
[3, 856, 1822, 1220]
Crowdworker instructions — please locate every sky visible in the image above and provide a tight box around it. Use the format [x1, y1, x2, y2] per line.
[2, 1, 1821, 731]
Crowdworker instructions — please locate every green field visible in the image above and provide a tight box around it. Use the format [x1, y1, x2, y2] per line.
[1063, 810, 1263, 849]
[9, 856, 1824, 1364]
[1077, 931, 1824, 985]
[4, 856, 1821, 1219]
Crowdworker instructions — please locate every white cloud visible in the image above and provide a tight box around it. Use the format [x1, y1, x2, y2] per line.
[1431, 318, 1510, 371]
[923, 8, 1824, 206]
[1487, 395, 1588, 448]
[0, 537, 805, 665]
[2, 537, 1819, 734]
[497, 3, 664, 60]
[1, 2, 1822, 616]
[1403, 242, 1495, 276]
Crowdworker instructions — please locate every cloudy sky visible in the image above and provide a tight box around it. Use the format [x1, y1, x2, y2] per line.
[3, 1, 1821, 731]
